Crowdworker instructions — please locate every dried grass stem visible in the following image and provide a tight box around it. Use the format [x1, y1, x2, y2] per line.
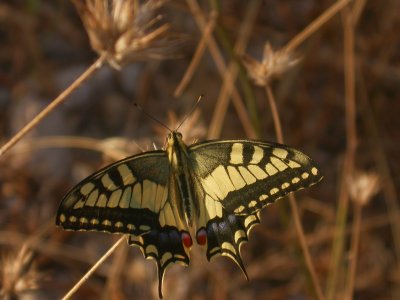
[0, 55, 105, 157]
[61, 236, 125, 300]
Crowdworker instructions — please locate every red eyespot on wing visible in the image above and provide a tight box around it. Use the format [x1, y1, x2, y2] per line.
[181, 231, 193, 248]
[196, 228, 207, 245]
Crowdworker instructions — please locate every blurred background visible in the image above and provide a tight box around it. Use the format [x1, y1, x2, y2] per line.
[0, 0, 399, 299]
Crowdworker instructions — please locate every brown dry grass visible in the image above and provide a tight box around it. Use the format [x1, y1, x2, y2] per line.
[1, 0, 399, 299]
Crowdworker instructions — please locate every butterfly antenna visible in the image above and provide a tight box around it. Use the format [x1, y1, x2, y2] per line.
[176, 94, 203, 131]
[134, 103, 172, 132]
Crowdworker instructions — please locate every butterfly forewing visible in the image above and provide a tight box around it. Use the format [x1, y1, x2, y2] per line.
[189, 140, 322, 216]
[57, 151, 174, 235]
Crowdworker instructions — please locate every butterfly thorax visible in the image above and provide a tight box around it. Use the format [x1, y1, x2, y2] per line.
[166, 131, 196, 227]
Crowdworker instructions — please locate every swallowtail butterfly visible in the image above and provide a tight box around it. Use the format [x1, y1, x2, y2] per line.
[56, 131, 322, 298]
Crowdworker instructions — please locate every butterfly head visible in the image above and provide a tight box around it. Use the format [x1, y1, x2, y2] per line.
[166, 131, 183, 146]
[166, 131, 186, 159]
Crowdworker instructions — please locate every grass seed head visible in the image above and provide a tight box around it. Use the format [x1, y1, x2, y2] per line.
[72, 0, 180, 69]
[349, 171, 381, 206]
[0, 248, 40, 299]
[243, 42, 299, 86]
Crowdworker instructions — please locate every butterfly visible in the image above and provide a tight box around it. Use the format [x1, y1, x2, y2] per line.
[56, 131, 322, 298]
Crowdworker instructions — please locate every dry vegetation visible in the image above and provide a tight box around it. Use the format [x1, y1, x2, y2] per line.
[0, 0, 399, 299]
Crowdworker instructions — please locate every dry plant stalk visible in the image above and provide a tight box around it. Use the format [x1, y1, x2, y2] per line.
[360, 70, 400, 283]
[265, 84, 325, 300]
[62, 236, 125, 300]
[327, 5, 357, 299]
[346, 171, 380, 299]
[0, 0, 177, 158]
[207, 0, 261, 139]
[243, 41, 323, 299]
[186, 0, 257, 139]
[0, 57, 104, 157]
[243, 43, 298, 140]
[10, 136, 134, 161]
[284, 0, 352, 53]
[174, 10, 218, 97]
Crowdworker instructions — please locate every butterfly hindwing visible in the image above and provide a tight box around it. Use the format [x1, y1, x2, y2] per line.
[128, 226, 190, 298]
[203, 210, 261, 277]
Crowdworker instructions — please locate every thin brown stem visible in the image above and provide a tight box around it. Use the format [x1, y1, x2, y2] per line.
[0, 54, 106, 157]
[327, 6, 357, 299]
[24, 218, 55, 249]
[61, 236, 125, 300]
[326, 158, 352, 299]
[264, 84, 325, 300]
[305, 211, 398, 247]
[289, 193, 325, 300]
[345, 203, 362, 300]
[265, 85, 283, 142]
[358, 56, 400, 293]
[101, 241, 128, 300]
[284, 0, 351, 54]
[0, 231, 98, 265]
[7, 136, 133, 161]
[174, 11, 218, 97]
[352, 0, 367, 25]
[186, 0, 256, 139]
[207, 0, 261, 139]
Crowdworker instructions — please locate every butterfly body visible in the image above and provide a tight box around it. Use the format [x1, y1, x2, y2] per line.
[57, 132, 322, 298]
[166, 131, 196, 228]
